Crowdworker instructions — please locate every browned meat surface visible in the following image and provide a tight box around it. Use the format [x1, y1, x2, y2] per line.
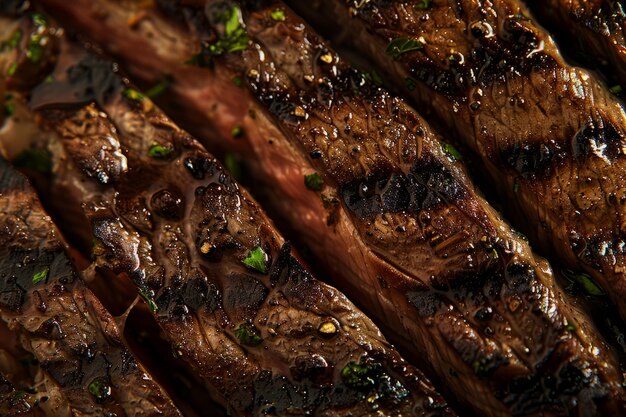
[32, 0, 626, 416]
[285, 0, 626, 329]
[529, 0, 626, 87]
[0, 322, 50, 417]
[0, 156, 184, 417]
[0, 12, 453, 416]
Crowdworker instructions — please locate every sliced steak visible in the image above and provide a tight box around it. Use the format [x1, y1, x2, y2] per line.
[286, 0, 626, 327]
[32, 0, 626, 416]
[0, 157, 183, 416]
[0, 16, 453, 417]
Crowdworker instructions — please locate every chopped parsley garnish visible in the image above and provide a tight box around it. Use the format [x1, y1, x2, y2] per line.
[242, 246, 268, 274]
[442, 142, 462, 160]
[224, 153, 244, 181]
[362, 70, 383, 86]
[234, 323, 262, 346]
[32, 267, 49, 284]
[88, 377, 111, 402]
[32, 13, 46, 27]
[415, 0, 432, 9]
[139, 287, 158, 313]
[122, 88, 145, 101]
[270, 9, 286, 21]
[207, 5, 249, 56]
[231, 125, 244, 138]
[27, 13, 48, 64]
[13, 148, 52, 172]
[341, 360, 380, 389]
[145, 77, 171, 99]
[148, 144, 173, 159]
[385, 37, 424, 60]
[304, 172, 324, 191]
[4, 99, 15, 118]
[562, 269, 605, 296]
[7, 62, 17, 76]
[610, 85, 623, 95]
[232, 75, 243, 87]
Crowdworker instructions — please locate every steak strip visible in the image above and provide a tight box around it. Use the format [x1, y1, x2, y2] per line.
[0, 18, 453, 417]
[0, 157, 184, 417]
[287, 0, 626, 326]
[528, 0, 626, 87]
[33, 0, 626, 416]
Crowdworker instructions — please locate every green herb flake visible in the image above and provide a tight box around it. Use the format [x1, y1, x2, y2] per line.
[340, 360, 378, 389]
[562, 269, 605, 296]
[231, 125, 244, 138]
[304, 172, 324, 191]
[385, 37, 424, 60]
[139, 287, 158, 313]
[566, 322, 576, 332]
[13, 148, 52, 172]
[32, 267, 49, 284]
[242, 246, 268, 274]
[232, 75, 243, 87]
[442, 142, 462, 160]
[4, 101, 15, 118]
[148, 144, 173, 159]
[208, 6, 249, 55]
[362, 70, 383, 86]
[414, 0, 432, 10]
[26, 42, 43, 63]
[122, 88, 144, 101]
[224, 153, 244, 182]
[32, 13, 46, 28]
[4, 29, 22, 50]
[270, 9, 286, 21]
[88, 377, 111, 402]
[234, 323, 263, 346]
[145, 77, 171, 99]
[610, 85, 623, 95]
[7, 62, 17, 76]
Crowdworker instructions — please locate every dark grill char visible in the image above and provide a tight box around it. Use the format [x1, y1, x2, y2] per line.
[529, 0, 626, 86]
[32, 0, 626, 416]
[287, 0, 626, 329]
[0, 157, 183, 416]
[0, 16, 453, 417]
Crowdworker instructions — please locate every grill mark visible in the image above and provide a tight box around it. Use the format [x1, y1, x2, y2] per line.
[4, 31, 450, 413]
[342, 157, 467, 218]
[498, 117, 626, 180]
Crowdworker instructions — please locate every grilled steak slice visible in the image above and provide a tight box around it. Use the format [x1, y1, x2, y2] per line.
[33, 0, 626, 416]
[0, 156, 185, 417]
[284, 0, 626, 325]
[0, 323, 50, 416]
[529, 1, 626, 87]
[0, 25, 453, 417]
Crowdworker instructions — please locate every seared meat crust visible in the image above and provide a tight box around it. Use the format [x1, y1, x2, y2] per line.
[30, 0, 626, 416]
[0, 157, 183, 416]
[0, 12, 453, 417]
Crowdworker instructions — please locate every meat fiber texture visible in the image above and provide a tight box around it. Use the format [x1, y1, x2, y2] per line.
[28, 0, 626, 416]
[0, 8, 454, 417]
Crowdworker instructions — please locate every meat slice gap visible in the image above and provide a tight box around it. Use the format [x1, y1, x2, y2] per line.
[0, 156, 184, 416]
[31, 0, 626, 416]
[0, 9, 455, 417]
